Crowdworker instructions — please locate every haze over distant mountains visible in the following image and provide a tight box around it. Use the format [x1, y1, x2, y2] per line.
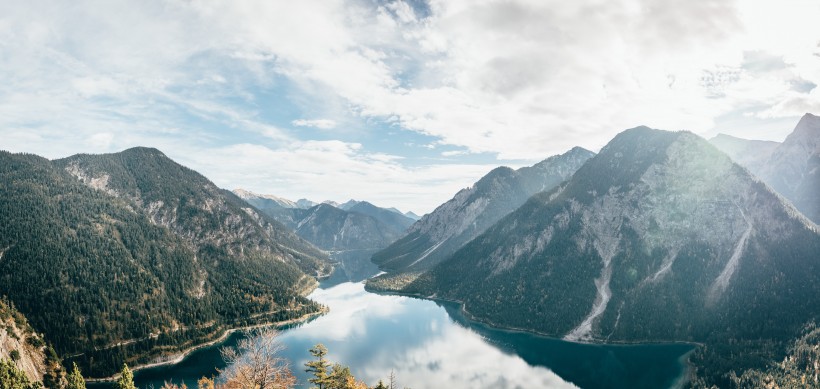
[711, 113, 820, 224]
[235, 189, 414, 251]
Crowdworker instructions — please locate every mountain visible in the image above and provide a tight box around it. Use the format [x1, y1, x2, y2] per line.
[388, 127, 820, 386]
[347, 201, 414, 234]
[708, 133, 779, 173]
[287, 203, 405, 251]
[369, 146, 595, 273]
[0, 148, 330, 377]
[233, 189, 302, 226]
[296, 198, 317, 209]
[234, 191, 411, 252]
[56, 147, 329, 276]
[338, 199, 359, 210]
[337, 199, 417, 222]
[757, 113, 820, 224]
[404, 211, 421, 220]
[234, 188, 299, 209]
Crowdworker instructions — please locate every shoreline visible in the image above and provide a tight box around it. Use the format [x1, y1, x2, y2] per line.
[366, 285, 702, 348]
[85, 307, 328, 383]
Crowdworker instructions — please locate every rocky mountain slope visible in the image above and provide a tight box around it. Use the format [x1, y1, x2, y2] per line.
[370, 146, 595, 273]
[0, 148, 329, 377]
[0, 299, 49, 384]
[393, 127, 820, 386]
[757, 113, 820, 224]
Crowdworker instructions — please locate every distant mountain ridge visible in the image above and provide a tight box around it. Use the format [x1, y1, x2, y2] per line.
[708, 133, 779, 173]
[235, 190, 414, 251]
[709, 113, 820, 225]
[369, 146, 595, 273]
[757, 113, 820, 224]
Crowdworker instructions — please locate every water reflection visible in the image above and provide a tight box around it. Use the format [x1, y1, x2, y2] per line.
[104, 281, 691, 389]
[281, 282, 576, 389]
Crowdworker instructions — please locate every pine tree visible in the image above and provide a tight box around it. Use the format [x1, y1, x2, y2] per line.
[0, 358, 41, 389]
[66, 363, 85, 389]
[373, 380, 388, 389]
[116, 364, 136, 389]
[304, 344, 332, 389]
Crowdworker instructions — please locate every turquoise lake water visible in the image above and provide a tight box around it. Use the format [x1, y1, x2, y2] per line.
[90, 279, 693, 389]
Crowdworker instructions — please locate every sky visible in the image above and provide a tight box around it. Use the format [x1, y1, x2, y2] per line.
[1, 0, 819, 214]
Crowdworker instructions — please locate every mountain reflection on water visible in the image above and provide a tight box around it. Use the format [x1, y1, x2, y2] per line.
[113, 280, 691, 389]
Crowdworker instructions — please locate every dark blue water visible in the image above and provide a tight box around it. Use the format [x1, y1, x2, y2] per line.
[90, 281, 693, 389]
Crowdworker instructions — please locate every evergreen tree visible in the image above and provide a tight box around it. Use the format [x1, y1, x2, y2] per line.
[305, 344, 331, 389]
[327, 364, 353, 389]
[0, 358, 42, 389]
[66, 363, 85, 389]
[116, 364, 136, 389]
[373, 381, 388, 389]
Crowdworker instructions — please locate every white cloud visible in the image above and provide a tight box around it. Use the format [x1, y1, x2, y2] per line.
[292, 118, 337, 129]
[180, 140, 496, 214]
[1, 0, 819, 212]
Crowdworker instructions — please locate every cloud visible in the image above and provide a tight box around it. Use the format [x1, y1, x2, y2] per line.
[1, 0, 819, 212]
[292, 119, 337, 129]
[179, 140, 497, 214]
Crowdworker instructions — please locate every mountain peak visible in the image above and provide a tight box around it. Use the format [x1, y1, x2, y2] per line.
[119, 146, 168, 158]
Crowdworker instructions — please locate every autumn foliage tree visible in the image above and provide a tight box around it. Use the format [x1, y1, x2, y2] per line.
[218, 328, 296, 389]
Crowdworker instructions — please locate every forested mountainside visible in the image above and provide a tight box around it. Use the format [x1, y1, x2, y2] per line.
[369, 147, 594, 275]
[236, 190, 412, 251]
[0, 149, 329, 378]
[390, 127, 820, 387]
[55, 147, 329, 276]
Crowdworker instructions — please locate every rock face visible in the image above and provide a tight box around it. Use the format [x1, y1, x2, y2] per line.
[709, 133, 779, 173]
[757, 113, 820, 224]
[370, 147, 595, 272]
[402, 128, 820, 351]
[0, 300, 46, 383]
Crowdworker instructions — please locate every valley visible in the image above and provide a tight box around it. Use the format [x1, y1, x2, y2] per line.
[1, 115, 818, 388]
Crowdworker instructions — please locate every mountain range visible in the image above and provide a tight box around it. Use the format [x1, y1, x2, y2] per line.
[235, 190, 414, 251]
[376, 126, 820, 386]
[1, 114, 818, 387]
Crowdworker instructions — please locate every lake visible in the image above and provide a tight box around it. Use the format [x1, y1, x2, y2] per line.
[92, 277, 694, 389]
